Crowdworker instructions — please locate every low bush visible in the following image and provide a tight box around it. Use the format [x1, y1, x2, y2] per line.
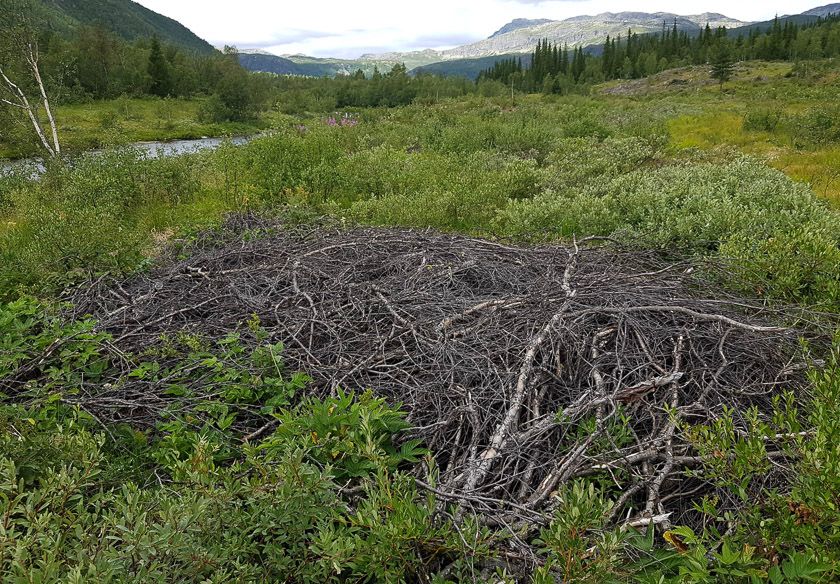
[0, 297, 490, 582]
[743, 108, 787, 133]
[2, 296, 839, 581]
[791, 107, 840, 147]
[0, 150, 210, 294]
[496, 157, 840, 307]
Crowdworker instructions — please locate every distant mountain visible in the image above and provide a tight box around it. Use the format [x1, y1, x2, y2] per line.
[490, 19, 553, 38]
[240, 10, 748, 79]
[39, 0, 215, 54]
[432, 12, 749, 60]
[802, 3, 840, 16]
[725, 12, 824, 37]
[238, 53, 414, 78]
[237, 53, 307, 76]
[355, 49, 446, 71]
[408, 45, 609, 80]
[238, 3, 838, 79]
[412, 54, 532, 80]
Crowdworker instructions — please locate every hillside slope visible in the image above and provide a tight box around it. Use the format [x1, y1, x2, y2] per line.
[235, 3, 837, 79]
[411, 54, 532, 80]
[490, 18, 553, 38]
[239, 52, 427, 78]
[39, 0, 215, 54]
[802, 3, 840, 16]
[437, 12, 748, 59]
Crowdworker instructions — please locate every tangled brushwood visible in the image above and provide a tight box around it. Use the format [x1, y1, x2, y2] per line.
[63, 216, 827, 531]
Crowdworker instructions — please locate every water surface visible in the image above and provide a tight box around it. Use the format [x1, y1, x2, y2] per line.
[1, 135, 251, 177]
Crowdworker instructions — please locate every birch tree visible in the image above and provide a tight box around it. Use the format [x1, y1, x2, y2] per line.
[0, 0, 61, 157]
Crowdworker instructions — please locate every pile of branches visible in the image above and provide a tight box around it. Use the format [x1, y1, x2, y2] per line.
[65, 216, 825, 530]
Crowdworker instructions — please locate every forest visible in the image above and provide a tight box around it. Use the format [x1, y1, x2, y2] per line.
[1, 1, 840, 582]
[480, 15, 840, 92]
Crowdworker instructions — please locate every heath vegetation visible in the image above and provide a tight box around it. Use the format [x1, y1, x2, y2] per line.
[1, 6, 840, 581]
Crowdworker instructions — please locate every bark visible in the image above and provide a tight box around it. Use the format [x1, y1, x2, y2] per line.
[26, 43, 59, 155]
[0, 42, 60, 157]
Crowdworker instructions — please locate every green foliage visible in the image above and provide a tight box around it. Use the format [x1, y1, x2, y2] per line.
[710, 43, 735, 89]
[346, 148, 541, 231]
[199, 56, 257, 122]
[147, 36, 172, 97]
[791, 107, 840, 147]
[750, 343, 840, 579]
[0, 149, 211, 293]
[743, 105, 840, 149]
[743, 108, 786, 132]
[32, 0, 215, 54]
[0, 296, 109, 390]
[0, 427, 481, 582]
[264, 390, 424, 481]
[497, 155, 840, 307]
[0, 310, 484, 582]
[533, 481, 628, 582]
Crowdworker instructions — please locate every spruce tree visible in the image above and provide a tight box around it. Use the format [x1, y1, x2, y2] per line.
[710, 42, 734, 90]
[147, 36, 171, 97]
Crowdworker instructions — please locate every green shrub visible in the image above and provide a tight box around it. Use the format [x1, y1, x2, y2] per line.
[0, 169, 26, 214]
[343, 148, 542, 231]
[791, 107, 840, 147]
[496, 157, 840, 306]
[677, 342, 840, 582]
[0, 297, 490, 582]
[263, 390, 424, 481]
[0, 149, 210, 293]
[242, 129, 348, 204]
[743, 108, 786, 132]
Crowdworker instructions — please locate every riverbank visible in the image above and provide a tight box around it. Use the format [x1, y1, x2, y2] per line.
[0, 97, 265, 160]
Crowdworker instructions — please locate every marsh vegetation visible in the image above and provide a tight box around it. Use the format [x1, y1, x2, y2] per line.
[1, 14, 840, 578]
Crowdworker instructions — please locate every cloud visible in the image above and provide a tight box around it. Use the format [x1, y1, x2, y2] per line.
[135, 0, 827, 58]
[409, 33, 482, 47]
[249, 29, 334, 46]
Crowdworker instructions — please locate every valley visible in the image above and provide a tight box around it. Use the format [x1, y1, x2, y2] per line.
[1, 0, 840, 582]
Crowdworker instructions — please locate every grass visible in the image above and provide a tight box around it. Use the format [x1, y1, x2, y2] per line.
[609, 60, 840, 207]
[667, 107, 840, 206]
[776, 147, 840, 202]
[0, 97, 265, 159]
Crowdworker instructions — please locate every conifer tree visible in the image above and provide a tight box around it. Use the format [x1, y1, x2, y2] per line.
[710, 42, 734, 90]
[147, 36, 171, 97]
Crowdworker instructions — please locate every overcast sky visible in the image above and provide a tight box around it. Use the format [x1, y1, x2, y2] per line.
[135, 0, 828, 58]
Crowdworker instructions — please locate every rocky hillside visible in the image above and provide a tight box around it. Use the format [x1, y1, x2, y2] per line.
[240, 10, 750, 76]
[802, 3, 840, 17]
[490, 18, 553, 38]
[435, 12, 749, 60]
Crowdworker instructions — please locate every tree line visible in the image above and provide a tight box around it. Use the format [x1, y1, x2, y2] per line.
[0, 0, 272, 135]
[479, 14, 840, 92]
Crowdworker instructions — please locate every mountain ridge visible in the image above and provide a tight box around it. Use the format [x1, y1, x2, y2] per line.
[490, 19, 553, 38]
[802, 3, 840, 16]
[236, 4, 833, 78]
[398, 11, 750, 62]
[39, 0, 215, 54]
[238, 9, 750, 76]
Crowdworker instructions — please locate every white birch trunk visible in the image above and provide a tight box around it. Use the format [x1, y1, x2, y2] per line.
[26, 43, 59, 155]
[0, 65, 55, 157]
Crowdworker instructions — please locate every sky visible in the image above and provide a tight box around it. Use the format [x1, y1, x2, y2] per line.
[135, 0, 829, 58]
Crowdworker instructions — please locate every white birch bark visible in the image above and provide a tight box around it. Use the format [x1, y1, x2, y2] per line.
[0, 64, 56, 157]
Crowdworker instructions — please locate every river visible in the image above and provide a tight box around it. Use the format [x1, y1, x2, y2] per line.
[1, 135, 252, 177]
